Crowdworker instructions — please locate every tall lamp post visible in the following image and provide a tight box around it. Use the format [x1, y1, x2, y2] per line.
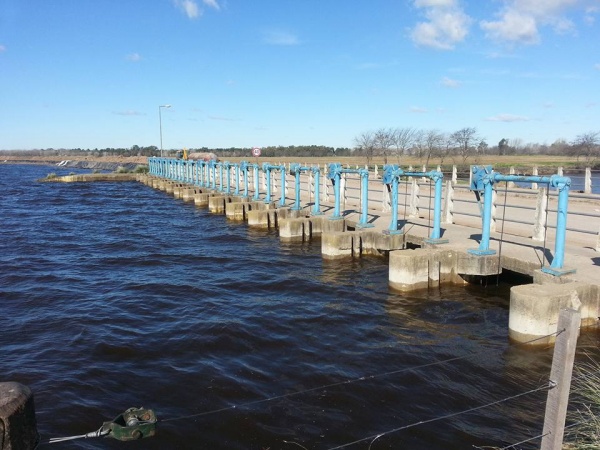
[159, 104, 171, 157]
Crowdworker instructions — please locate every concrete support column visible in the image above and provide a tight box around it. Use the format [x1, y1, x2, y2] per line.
[509, 282, 583, 344]
[0, 382, 38, 450]
[389, 248, 457, 292]
[409, 179, 420, 218]
[533, 187, 549, 241]
[507, 166, 516, 188]
[532, 166, 539, 190]
[490, 188, 497, 233]
[442, 179, 454, 224]
[585, 167, 592, 194]
[452, 165, 457, 185]
[340, 174, 347, 210]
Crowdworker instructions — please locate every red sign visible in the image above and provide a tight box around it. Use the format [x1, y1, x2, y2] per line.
[252, 147, 261, 157]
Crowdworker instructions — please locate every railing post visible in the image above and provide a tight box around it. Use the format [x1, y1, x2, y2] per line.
[311, 168, 322, 216]
[279, 166, 286, 207]
[533, 186, 548, 241]
[442, 179, 454, 224]
[424, 171, 448, 243]
[585, 167, 592, 194]
[263, 163, 272, 203]
[543, 176, 574, 275]
[468, 173, 496, 255]
[253, 164, 260, 200]
[541, 308, 581, 450]
[409, 178, 419, 218]
[508, 166, 515, 188]
[532, 166, 539, 190]
[356, 169, 373, 228]
[452, 165, 457, 185]
[328, 163, 343, 220]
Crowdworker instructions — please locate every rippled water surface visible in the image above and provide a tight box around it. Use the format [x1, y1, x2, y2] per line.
[1, 164, 590, 449]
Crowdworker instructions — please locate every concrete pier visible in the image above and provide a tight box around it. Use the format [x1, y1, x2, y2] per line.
[132, 174, 600, 343]
[0, 382, 38, 450]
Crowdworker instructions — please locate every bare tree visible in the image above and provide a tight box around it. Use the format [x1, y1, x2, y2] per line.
[411, 129, 427, 162]
[572, 131, 600, 163]
[450, 127, 480, 164]
[373, 127, 396, 164]
[392, 127, 416, 163]
[353, 130, 377, 166]
[424, 129, 445, 166]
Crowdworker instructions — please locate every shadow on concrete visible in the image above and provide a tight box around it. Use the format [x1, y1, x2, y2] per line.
[593, 257, 600, 266]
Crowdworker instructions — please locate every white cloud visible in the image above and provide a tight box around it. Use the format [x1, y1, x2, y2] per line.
[441, 76, 461, 88]
[485, 113, 530, 122]
[410, 106, 428, 113]
[595, 63, 600, 70]
[126, 53, 142, 62]
[480, 0, 592, 45]
[414, 0, 456, 7]
[0, 45, 5, 52]
[203, 0, 220, 10]
[481, 9, 540, 44]
[410, 0, 471, 50]
[174, 0, 201, 19]
[262, 30, 300, 46]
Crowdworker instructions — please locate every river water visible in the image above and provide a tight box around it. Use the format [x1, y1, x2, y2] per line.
[0, 164, 596, 449]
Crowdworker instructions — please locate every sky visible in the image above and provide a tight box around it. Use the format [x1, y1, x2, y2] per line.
[0, 0, 599, 151]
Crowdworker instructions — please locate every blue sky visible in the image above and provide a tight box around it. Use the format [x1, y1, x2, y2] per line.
[0, 0, 599, 151]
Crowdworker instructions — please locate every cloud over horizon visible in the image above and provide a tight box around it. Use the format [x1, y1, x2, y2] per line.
[410, 0, 471, 50]
[174, 0, 220, 19]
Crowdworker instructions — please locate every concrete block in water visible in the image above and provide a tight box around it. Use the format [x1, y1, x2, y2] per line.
[279, 218, 306, 242]
[456, 252, 500, 276]
[182, 188, 202, 202]
[389, 248, 457, 291]
[208, 195, 227, 213]
[509, 283, 585, 344]
[322, 231, 354, 259]
[194, 192, 214, 207]
[0, 382, 38, 450]
[247, 209, 277, 229]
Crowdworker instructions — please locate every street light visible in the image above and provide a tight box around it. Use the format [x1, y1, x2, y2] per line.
[159, 104, 171, 157]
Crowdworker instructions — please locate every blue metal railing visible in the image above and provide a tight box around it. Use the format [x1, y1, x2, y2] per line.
[469, 165, 574, 275]
[382, 165, 447, 244]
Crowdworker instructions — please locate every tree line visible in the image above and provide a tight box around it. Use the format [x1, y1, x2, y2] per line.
[2, 129, 599, 166]
[352, 127, 600, 166]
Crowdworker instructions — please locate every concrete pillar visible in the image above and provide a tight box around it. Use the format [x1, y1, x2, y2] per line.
[322, 231, 354, 259]
[409, 179, 419, 218]
[508, 166, 516, 188]
[533, 187, 549, 241]
[532, 166, 538, 190]
[389, 248, 455, 291]
[452, 165, 457, 185]
[442, 179, 454, 224]
[509, 283, 583, 344]
[0, 382, 38, 450]
[585, 167, 592, 194]
[490, 188, 497, 233]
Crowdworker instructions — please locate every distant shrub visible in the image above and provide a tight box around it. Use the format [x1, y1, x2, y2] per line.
[46, 172, 57, 179]
[116, 166, 130, 173]
[134, 165, 149, 173]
